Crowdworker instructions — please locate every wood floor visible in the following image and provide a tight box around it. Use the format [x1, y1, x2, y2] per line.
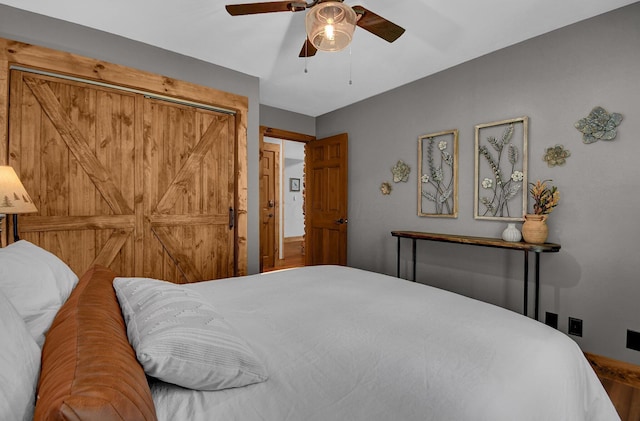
[587, 353, 640, 420]
[600, 377, 640, 420]
[264, 237, 304, 272]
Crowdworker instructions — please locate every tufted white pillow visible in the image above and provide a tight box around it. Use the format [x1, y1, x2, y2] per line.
[0, 240, 79, 346]
[113, 277, 268, 391]
[0, 289, 41, 421]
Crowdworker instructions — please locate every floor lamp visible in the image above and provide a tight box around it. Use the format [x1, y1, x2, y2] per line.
[0, 166, 38, 245]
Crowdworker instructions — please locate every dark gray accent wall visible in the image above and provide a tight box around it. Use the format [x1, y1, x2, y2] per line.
[0, 5, 262, 274]
[317, 3, 640, 364]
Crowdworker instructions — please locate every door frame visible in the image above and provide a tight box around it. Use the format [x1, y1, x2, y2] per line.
[259, 126, 315, 272]
[259, 139, 280, 272]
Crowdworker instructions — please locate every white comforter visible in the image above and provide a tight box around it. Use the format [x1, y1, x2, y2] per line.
[151, 265, 619, 421]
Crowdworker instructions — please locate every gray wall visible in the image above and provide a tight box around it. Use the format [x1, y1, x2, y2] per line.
[317, 3, 640, 364]
[259, 104, 316, 136]
[0, 5, 262, 274]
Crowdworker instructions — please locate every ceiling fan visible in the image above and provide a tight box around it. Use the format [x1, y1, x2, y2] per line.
[225, 0, 405, 57]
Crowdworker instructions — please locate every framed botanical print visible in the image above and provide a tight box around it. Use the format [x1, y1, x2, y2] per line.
[474, 116, 528, 221]
[418, 129, 458, 218]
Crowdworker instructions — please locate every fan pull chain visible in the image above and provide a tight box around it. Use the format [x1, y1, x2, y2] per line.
[348, 46, 353, 85]
[304, 38, 308, 74]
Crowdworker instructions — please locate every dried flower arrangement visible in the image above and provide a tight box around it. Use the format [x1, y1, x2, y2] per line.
[528, 180, 560, 215]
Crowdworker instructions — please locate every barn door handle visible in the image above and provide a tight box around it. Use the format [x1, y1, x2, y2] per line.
[229, 207, 234, 229]
[335, 218, 348, 224]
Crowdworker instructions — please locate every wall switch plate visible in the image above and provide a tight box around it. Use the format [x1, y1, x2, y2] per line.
[569, 317, 583, 337]
[627, 329, 640, 352]
[545, 312, 558, 329]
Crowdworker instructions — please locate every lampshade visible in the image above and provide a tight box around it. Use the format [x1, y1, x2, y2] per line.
[305, 2, 357, 52]
[0, 166, 37, 214]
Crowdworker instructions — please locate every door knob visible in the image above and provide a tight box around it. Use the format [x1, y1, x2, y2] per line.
[335, 218, 348, 224]
[268, 200, 275, 208]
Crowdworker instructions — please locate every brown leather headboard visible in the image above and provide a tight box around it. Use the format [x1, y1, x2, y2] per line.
[34, 265, 157, 421]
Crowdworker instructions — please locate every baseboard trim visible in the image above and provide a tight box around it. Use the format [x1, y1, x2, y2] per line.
[586, 352, 640, 388]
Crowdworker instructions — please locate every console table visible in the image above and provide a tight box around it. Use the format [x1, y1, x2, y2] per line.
[391, 231, 561, 320]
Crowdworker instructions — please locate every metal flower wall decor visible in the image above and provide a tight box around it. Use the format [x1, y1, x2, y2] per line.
[380, 181, 392, 195]
[391, 160, 411, 182]
[543, 145, 571, 167]
[418, 129, 458, 218]
[474, 117, 528, 221]
[574, 106, 623, 144]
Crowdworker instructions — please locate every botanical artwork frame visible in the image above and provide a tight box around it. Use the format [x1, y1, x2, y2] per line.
[418, 129, 458, 218]
[474, 117, 528, 221]
[289, 177, 300, 192]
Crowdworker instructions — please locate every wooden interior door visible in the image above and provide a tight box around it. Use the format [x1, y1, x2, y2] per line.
[259, 141, 279, 271]
[305, 133, 348, 266]
[143, 98, 235, 283]
[8, 70, 236, 282]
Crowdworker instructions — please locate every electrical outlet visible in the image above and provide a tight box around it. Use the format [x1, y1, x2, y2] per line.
[627, 330, 640, 352]
[569, 317, 583, 337]
[545, 312, 558, 329]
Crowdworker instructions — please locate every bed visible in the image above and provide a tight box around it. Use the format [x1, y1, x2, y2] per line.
[0, 240, 620, 421]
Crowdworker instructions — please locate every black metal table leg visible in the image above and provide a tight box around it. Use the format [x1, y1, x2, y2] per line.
[412, 239, 417, 282]
[535, 252, 540, 321]
[523, 250, 529, 317]
[396, 237, 401, 278]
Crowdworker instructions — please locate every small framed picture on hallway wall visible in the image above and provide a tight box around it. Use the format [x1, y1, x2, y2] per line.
[290, 178, 300, 192]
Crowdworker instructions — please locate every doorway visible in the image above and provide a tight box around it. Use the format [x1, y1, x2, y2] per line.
[259, 127, 314, 272]
[259, 127, 349, 272]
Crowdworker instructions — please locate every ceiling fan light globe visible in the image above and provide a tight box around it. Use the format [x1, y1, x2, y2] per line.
[305, 2, 356, 52]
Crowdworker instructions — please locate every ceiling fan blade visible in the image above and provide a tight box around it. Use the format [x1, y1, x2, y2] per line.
[352, 6, 405, 43]
[225, 1, 302, 16]
[298, 38, 318, 57]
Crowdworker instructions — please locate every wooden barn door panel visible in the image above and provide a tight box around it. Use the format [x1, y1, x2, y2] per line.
[143, 98, 235, 283]
[8, 70, 136, 275]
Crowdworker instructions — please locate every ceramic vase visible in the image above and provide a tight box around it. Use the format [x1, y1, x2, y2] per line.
[501, 223, 522, 242]
[521, 214, 548, 244]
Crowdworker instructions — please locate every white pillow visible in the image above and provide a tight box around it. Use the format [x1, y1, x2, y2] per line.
[0, 240, 79, 345]
[113, 276, 268, 391]
[0, 289, 41, 421]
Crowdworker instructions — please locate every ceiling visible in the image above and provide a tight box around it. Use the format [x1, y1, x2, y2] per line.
[1, 0, 636, 117]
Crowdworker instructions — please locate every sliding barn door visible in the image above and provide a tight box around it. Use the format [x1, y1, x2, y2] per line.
[8, 70, 138, 275]
[8, 70, 236, 282]
[143, 99, 235, 283]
